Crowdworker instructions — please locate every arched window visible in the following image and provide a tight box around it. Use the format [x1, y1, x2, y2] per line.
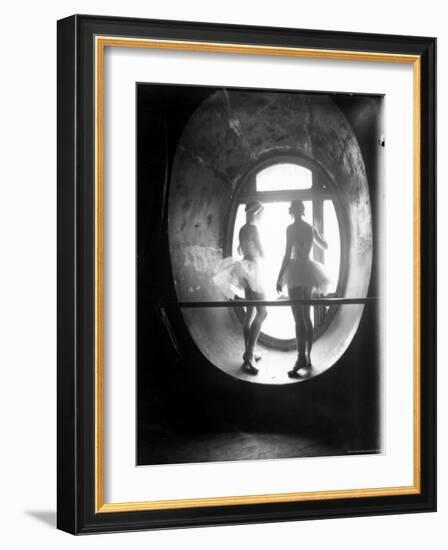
[228, 159, 341, 348]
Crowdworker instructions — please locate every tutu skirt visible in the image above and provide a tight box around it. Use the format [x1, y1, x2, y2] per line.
[213, 257, 266, 299]
[282, 257, 331, 293]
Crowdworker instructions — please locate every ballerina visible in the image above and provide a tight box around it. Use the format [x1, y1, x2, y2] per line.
[213, 200, 267, 375]
[276, 199, 331, 378]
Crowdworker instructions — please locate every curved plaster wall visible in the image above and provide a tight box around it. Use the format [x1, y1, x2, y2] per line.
[168, 90, 372, 384]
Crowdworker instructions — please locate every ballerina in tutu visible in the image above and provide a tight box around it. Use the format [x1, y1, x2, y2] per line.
[213, 200, 267, 375]
[276, 199, 331, 378]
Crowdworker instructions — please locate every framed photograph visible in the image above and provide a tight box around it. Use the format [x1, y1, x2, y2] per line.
[57, 14, 436, 534]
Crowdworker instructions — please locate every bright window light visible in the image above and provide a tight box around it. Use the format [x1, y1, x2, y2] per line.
[256, 163, 312, 192]
[232, 201, 313, 340]
[323, 200, 341, 294]
[231, 198, 341, 342]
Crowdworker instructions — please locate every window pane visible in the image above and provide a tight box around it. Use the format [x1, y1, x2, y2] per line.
[323, 200, 341, 294]
[256, 163, 312, 192]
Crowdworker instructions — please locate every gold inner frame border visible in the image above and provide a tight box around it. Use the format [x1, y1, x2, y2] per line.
[94, 35, 421, 513]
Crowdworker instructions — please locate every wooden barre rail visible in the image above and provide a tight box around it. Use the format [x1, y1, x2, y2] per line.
[170, 297, 379, 308]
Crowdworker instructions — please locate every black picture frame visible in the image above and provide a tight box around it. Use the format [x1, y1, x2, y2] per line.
[57, 14, 436, 534]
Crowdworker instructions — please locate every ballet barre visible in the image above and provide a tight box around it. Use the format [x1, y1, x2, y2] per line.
[173, 297, 379, 308]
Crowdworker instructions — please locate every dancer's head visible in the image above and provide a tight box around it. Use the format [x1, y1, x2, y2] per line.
[245, 200, 264, 223]
[289, 199, 305, 219]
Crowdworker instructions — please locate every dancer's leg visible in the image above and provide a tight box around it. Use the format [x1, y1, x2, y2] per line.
[289, 286, 307, 358]
[288, 287, 309, 378]
[243, 289, 255, 350]
[242, 289, 266, 375]
[246, 290, 267, 357]
[303, 288, 314, 364]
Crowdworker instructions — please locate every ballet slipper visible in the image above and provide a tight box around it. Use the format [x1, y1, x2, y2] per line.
[242, 351, 259, 375]
[242, 362, 259, 375]
[288, 354, 309, 378]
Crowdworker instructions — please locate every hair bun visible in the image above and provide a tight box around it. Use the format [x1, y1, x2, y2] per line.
[245, 200, 264, 214]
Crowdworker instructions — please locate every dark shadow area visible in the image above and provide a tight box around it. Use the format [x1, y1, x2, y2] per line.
[138, 294, 380, 465]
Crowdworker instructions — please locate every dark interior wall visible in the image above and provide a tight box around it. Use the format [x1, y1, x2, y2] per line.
[333, 94, 384, 299]
[137, 84, 383, 463]
[169, 90, 375, 302]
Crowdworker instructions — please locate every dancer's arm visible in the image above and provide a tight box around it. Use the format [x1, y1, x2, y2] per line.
[276, 226, 292, 292]
[237, 226, 245, 256]
[313, 227, 328, 250]
[253, 226, 265, 258]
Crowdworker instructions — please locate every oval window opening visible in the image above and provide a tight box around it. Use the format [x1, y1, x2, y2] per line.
[167, 89, 374, 385]
[230, 162, 341, 346]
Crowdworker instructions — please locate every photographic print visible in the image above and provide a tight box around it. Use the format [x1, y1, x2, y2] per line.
[137, 84, 383, 466]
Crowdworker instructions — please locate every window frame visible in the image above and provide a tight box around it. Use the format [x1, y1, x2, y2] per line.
[225, 153, 347, 351]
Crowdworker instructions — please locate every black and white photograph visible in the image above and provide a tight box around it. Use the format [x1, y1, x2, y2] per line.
[137, 83, 383, 466]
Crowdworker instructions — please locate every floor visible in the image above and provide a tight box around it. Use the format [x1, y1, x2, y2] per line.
[227, 345, 322, 385]
[137, 425, 355, 466]
[184, 308, 337, 386]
